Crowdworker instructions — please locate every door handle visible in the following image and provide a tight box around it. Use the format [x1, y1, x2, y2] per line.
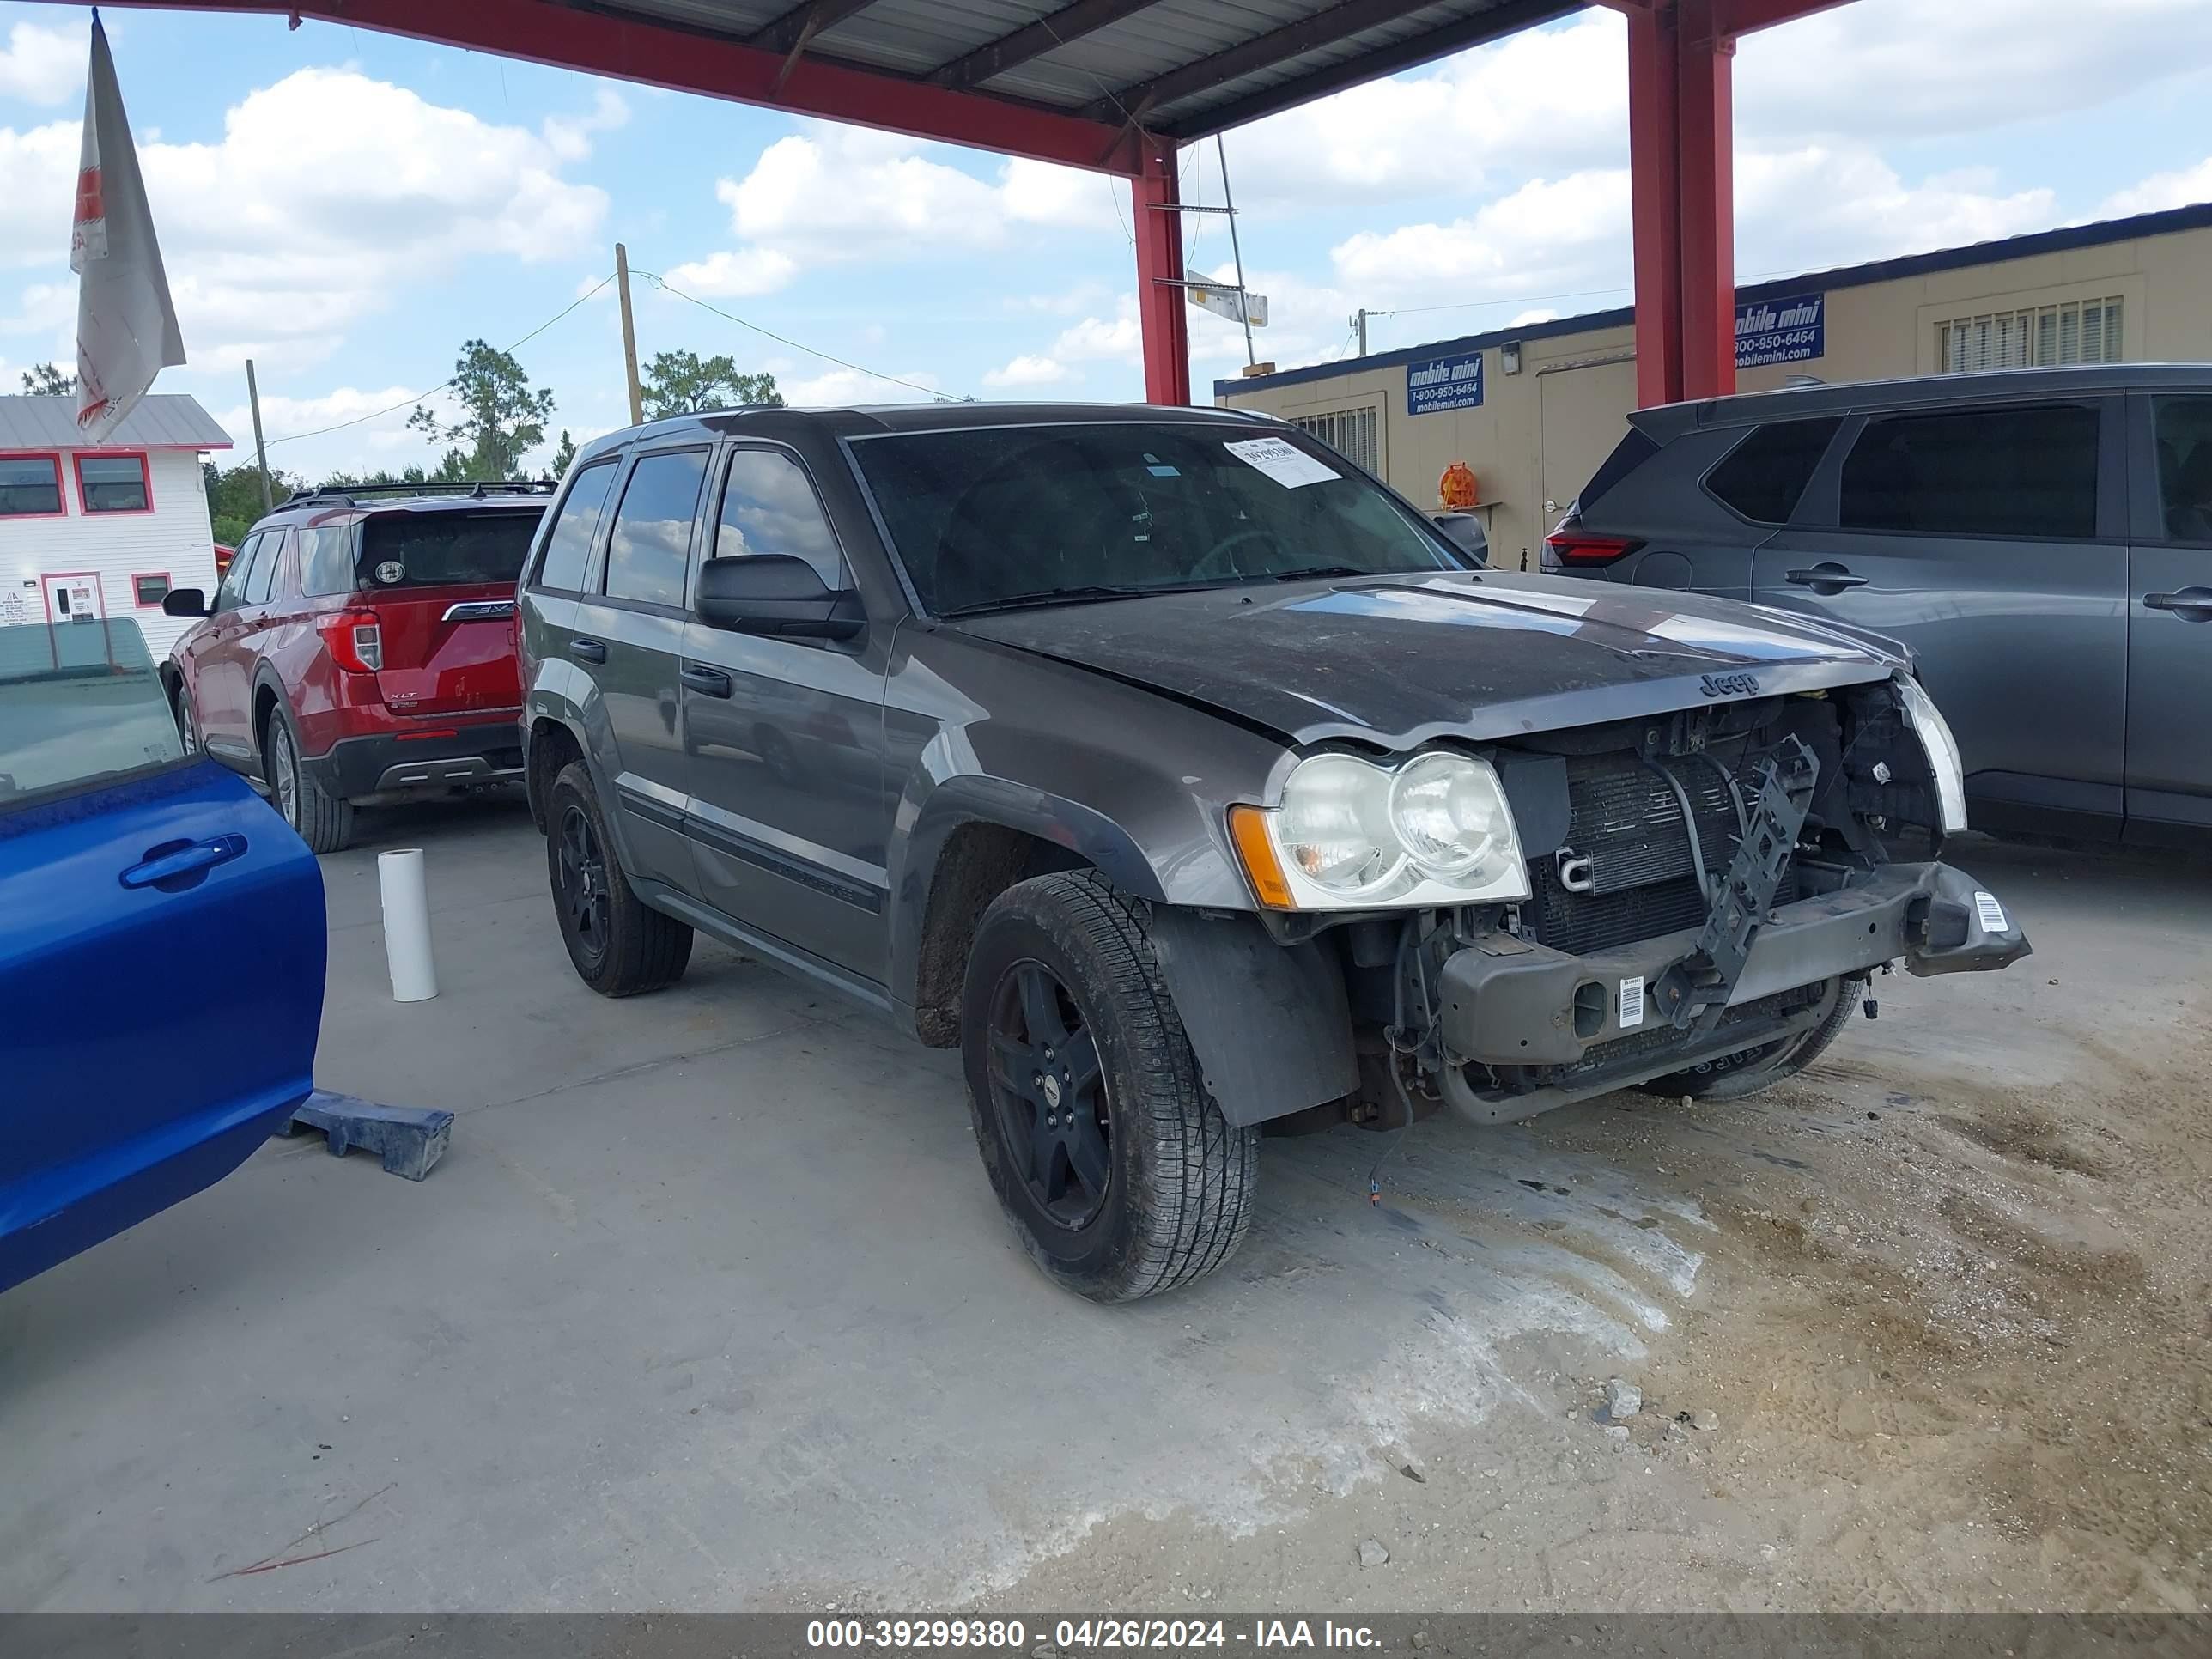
[1786, 564, 1869, 592]
[681, 663, 733, 698]
[2144, 587, 2212, 622]
[568, 637, 608, 664]
[120, 834, 247, 890]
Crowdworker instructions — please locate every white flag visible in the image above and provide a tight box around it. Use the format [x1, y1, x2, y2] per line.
[71, 15, 184, 441]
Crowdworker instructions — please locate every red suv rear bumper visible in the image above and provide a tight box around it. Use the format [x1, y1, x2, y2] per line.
[299, 714, 526, 799]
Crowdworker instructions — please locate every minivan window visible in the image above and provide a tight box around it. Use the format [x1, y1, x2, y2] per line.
[2152, 396, 2212, 543]
[1838, 403, 2098, 539]
[712, 449, 845, 588]
[534, 459, 620, 592]
[1705, 417, 1841, 525]
[604, 449, 709, 608]
[0, 621, 182, 811]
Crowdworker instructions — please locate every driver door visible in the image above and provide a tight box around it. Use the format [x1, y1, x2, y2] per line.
[679, 444, 890, 979]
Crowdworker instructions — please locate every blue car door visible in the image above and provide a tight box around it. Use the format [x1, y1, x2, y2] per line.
[0, 618, 325, 1294]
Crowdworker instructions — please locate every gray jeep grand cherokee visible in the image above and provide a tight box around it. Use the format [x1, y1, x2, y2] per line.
[517, 404, 2028, 1302]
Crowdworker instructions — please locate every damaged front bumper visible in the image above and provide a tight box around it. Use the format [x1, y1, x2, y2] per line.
[1433, 861, 2029, 1122]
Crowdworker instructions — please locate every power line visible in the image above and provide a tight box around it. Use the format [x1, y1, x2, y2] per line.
[635, 270, 963, 402]
[265, 273, 616, 447]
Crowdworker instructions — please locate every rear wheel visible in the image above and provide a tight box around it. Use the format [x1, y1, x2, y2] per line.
[547, 761, 691, 996]
[264, 705, 355, 854]
[173, 681, 200, 756]
[1642, 975, 1863, 1101]
[962, 872, 1256, 1303]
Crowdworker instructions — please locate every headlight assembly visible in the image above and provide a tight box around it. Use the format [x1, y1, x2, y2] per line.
[1896, 676, 1969, 835]
[1230, 750, 1530, 911]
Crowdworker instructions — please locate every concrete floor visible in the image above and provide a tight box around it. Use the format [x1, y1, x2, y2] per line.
[3, 797, 2207, 1612]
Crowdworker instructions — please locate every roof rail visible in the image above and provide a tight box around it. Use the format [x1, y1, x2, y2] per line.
[279, 478, 559, 509]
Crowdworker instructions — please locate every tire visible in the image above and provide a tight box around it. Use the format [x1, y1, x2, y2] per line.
[546, 761, 692, 996]
[961, 871, 1257, 1303]
[1641, 975, 1863, 1102]
[173, 680, 201, 756]
[264, 703, 355, 855]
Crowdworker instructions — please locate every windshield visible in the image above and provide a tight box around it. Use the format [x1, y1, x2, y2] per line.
[0, 621, 184, 810]
[848, 422, 1457, 615]
[356, 509, 543, 590]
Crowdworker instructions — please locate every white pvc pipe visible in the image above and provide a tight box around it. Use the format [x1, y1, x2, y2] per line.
[377, 848, 439, 1003]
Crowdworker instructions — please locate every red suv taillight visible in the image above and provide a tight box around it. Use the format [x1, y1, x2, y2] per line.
[323, 610, 384, 673]
[1544, 528, 1644, 568]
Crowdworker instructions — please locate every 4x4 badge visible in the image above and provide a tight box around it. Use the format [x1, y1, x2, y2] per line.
[1700, 671, 1759, 698]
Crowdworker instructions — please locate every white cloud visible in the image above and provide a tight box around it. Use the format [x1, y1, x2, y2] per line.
[678, 124, 1121, 301]
[208, 385, 416, 447]
[1329, 170, 1633, 311]
[2100, 155, 2212, 218]
[1735, 150, 2055, 273]
[982, 354, 1072, 388]
[781, 365, 942, 405]
[0, 21, 79, 106]
[541, 88, 628, 162]
[0, 69, 614, 368]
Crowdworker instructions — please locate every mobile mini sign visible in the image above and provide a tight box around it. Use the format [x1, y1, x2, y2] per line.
[1407, 349, 1484, 416]
[1735, 293, 1825, 369]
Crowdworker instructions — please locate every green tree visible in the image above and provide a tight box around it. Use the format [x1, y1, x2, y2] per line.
[20, 362, 74, 396]
[407, 338, 556, 479]
[203, 459, 298, 544]
[640, 349, 783, 419]
[550, 428, 577, 477]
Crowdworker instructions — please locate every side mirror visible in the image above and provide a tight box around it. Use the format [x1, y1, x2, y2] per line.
[695, 554, 864, 641]
[1431, 513, 1489, 568]
[162, 587, 210, 618]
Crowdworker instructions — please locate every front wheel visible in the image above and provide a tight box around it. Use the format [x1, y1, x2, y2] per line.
[1642, 975, 1863, 1101]
[962, 872, 1257, 1303]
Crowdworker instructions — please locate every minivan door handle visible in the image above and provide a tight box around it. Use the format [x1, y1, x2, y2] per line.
[2143, 587, 2212, 622]
[1786, 563, 1869, 593]
[568, 637, 608, 664]
[680, 662, 733, 698]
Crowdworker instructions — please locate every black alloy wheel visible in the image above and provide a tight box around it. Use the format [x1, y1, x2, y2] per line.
[556, 800, 611, 969]
[987, 959, 1112, 1229]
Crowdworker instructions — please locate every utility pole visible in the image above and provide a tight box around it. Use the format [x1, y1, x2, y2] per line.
[1215, 134, 1256, 369]
[615, 242, 644, 426]
[1351, 308, 1370, 357]
[245, 357, 272, 513]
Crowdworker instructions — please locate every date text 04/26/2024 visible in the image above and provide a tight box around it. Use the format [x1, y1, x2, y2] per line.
[805, 1620, 1382, 1650]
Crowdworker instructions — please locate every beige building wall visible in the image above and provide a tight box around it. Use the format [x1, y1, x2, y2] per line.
[1218, 220, 2212, 571]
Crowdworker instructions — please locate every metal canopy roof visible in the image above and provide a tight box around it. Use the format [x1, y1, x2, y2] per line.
[597, 0, 1583, 139]
[0, 392, 234, 452]
[91, 0, 1583, 162]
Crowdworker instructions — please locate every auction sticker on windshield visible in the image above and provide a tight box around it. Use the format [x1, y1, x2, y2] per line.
[1224, 436, 1339, 489]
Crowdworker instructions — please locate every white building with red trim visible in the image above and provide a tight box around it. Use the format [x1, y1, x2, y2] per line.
[0, 392, 232, 659]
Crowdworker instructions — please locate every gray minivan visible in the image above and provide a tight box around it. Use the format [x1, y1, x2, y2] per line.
[1549, 366, 2212, 843]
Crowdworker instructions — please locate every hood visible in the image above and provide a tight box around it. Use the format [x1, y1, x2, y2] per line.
[948, 571, 1900, 748]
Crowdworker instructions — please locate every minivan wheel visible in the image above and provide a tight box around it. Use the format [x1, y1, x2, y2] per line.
[546, 761, 692, 996]
[264, 706, 355, 854]
[961, 871, 1257, 1303]
[1641, 975, 1862, 1102]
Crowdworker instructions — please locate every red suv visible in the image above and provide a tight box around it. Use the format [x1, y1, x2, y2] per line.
[161, 481, 553, 852]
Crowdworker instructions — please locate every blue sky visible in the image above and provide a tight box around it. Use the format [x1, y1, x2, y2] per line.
[3, 0, 2211, 483]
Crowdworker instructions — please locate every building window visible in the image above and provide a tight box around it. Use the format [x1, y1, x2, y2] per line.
[1292, 407, 1380, 474]
[76, 453, 152, 512]
[0, 454, 65, 516]
[1937, 296, 2123, 373]
[132, 572, 173, 607]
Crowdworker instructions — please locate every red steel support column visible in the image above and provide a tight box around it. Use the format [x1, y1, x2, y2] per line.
[1625, 1, 1738, 406]
[1133, 139, 1191, 406]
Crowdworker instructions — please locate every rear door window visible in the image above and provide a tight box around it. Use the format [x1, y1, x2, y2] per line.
[1705, 417, 1842, 524]
[604, 449, 709, 608]
[533, 459, 620, 592]
[1839, 403, 2099, 539]
[360, 510, 542, 591]
[711, 449, 847, 588]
